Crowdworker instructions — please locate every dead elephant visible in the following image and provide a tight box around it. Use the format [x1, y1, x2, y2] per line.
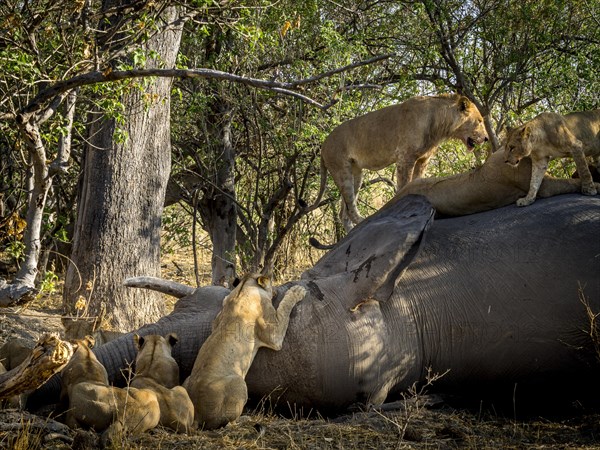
[28, 194, 600, 412]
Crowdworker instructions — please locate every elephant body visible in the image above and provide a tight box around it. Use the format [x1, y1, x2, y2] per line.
[29, 195, 600, 411]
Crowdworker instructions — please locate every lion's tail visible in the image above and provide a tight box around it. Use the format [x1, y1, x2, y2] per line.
[304, 157, 336, 250]
[305, 157, 328, 213]
[308, 236, 335, 250]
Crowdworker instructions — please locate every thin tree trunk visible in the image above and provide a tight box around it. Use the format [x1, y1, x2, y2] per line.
[63, 6, 183, 330]
[198, 99, 237, 287]
[0, 121, 50, 305]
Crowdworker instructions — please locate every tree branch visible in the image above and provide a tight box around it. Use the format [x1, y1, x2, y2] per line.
[18, 67, 324, 122]
[18, 53, 396, 122]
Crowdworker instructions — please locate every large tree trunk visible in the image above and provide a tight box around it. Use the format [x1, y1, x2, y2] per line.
[63, 6, 183, 330]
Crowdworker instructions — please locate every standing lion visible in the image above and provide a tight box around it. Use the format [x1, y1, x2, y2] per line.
[504, 110, 600, 206]
[315, 94, 488, 231]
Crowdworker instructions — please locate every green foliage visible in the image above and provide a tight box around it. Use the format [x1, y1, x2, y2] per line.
[38, 269, 59, 296]
[162, 206, 194, 254]
[5, 240, 25, 262]
[1, 0, 599, 283]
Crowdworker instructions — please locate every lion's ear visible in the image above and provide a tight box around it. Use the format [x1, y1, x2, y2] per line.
[521, 125, 531, 139]
[166, 333, 178, 347]
[459, 96, 470, 112]
[257, 275, 270, 289]
[134, 334, 144, 349]
[83, 335, 95, 349]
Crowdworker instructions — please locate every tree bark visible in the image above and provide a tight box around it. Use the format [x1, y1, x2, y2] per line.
[198, 98, 237, 287]
[63, 5, 183, 330]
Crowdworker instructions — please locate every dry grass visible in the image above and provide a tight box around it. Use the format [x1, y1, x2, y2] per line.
[0, 405, 599, 450]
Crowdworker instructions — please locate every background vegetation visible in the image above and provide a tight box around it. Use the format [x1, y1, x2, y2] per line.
[0, 0, 598, 327]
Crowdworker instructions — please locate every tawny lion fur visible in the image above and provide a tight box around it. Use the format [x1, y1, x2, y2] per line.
[317, 94, 488, 231]
[183, 274, 306, 430]
[62, 317, 125, 346]
[131, 333, 194, 433]
[60, 337, 160, 441]
[504, 110, 600, 206]
[384, 151, 600, 217]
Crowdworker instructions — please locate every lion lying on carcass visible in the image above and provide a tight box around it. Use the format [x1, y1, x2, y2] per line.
[503, 109, 600, 206]
[316, 94, 488, 231]
[385, 150, 600, 217]
[183, 273, 306, 429]
[310, 150, 599, 249]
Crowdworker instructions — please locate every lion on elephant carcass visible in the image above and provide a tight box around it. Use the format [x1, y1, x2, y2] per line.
[59, 337, 160, 443]
[131, 333, 194, 433]
[381, 150, 600, 218]
[183, 274, 306, 430]
[504, 110, 600, 206]
[317, 94, 488, 231]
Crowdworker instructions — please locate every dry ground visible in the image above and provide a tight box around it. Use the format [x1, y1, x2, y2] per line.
[0, 244, 600, 449]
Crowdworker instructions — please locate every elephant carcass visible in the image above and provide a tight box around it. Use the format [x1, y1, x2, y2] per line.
[28, 195, 600, 411]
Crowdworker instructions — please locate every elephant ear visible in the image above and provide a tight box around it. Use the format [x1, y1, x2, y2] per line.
[302, 195, 434, 301]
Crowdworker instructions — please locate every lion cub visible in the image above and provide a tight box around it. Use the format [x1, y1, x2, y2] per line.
[131, 333, 194, 433]
[183, 274, 306, 429]
[504, 110, 600, 206]
[60, 337, 160, 442]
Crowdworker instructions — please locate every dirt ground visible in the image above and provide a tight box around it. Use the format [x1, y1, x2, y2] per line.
[1, 298, 600, 449]
[0, 248, 599, 449]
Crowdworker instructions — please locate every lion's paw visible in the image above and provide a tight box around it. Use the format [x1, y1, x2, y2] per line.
[582, 185, 598, 196]
[284, 285, 307, 304]
[516, 197, 534, 207]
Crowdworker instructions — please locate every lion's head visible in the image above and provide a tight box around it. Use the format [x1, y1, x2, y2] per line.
[228, 273, 273, 303]
[504, 125, 532, 166]
[452, 97, 488, 151]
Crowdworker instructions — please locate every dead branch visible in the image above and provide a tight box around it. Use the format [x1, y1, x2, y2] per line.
[0, 334, 73, 399]
[123, 276, 196, 298]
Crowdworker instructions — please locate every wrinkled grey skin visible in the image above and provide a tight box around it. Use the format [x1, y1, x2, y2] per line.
[29, 195, 600, 411]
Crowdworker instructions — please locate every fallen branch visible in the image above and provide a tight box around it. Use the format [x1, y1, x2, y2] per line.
[0, 334, 73, 399]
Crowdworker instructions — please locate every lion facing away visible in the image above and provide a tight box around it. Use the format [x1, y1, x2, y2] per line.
[183, 274, 306, 430]
[317, 94, 488, 231]
[131, 333, 194, 433]
[59, 337, 160, 444]
[504, 110, 600, 206]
